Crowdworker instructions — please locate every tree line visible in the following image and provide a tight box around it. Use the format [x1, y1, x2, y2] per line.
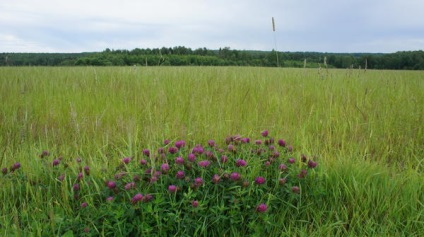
[1, 47, 423, 70]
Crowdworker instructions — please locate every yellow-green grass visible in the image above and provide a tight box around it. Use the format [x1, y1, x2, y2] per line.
[0, 66, 423, 235]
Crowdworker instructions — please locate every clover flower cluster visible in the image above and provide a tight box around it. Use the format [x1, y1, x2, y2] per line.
[2, 130, 318, 216]
[89, 130, 317, 213]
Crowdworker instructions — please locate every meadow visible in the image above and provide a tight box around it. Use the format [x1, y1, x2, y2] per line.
[0, 66, 423, 236]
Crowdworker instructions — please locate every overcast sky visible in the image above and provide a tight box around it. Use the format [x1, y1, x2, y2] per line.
[1, 0, 423, 53]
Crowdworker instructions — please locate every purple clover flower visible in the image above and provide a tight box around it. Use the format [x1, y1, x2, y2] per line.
[292, 186, 300, 193]
[288, 158, 295, 164]
[228, 144, 236, 152]
[278, 164, 288, 171]
[122, 157, 131, 164]
[308, 160, 318, 168]
[225, 136, 232, 145]
[142, 149, 150, 157]
[278, 139, 286, 147]
[255, 176, 266, 185]
[163, 139, 170, 145]
[232, 135, 242, 142]
[192, 200, 199, 208]
[106, 196, 114, 202]
[212, 174, 221, 184]
[125, 182, 136, 190]
[58, 174, 65, 181]
[161, 163, 170, 173]
[198, 160, 211, 168]
[220, 155, 228, 163]
[142, 194, 154, 203]
[132, 193, 143, 204]
[192, 145, 204, 155]
[175, 170, 185, 179]
[194, 177, 203, 186]
[81, 202, 88, 208]
[40, 150, 50, 158]
[52, 159, 60, 166]
[150, 176, 158, 183]
[279, 178, 287, 185]
[235, 159, 247, 167]
[175, 156, 184, 165]
[208, 140, 216, 147]
[1, 167, 7, 175]
[261, 130, 269, 137]
[139, 159, 147, 165]
[264, 137, 274, 145]
[241, 137, 250, 143]
[255, 140, 262, 145]
[205, 151, 214, 159]
[168, 185, 177, 193]
[158, 147, 165, 154]
[223, 173, 230, 179]
[256, 203, 267, 213]
[230, 172, 241, 181]
[77, 172, 83, 181]
[12, 162, 21, 171]
[73, 183, 80, 192]
[107, 181, 116, 189]
[168, 146, 178, 154]
[175, 140, 186, 149]
[188, 153, 196, 162]
[84, 166, 90, 176]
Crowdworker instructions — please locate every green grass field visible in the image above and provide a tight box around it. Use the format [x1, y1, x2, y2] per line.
[1, 66, 423, 236]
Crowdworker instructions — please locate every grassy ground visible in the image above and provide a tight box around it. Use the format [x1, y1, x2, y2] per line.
[0, 66, 423, 236]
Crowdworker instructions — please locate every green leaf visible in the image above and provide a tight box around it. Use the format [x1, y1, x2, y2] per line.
[61, 230, 74, 237]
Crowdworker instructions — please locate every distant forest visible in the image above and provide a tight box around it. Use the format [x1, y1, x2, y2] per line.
[1, 47, 423, 70]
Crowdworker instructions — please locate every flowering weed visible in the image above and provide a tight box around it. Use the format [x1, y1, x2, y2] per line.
[0, 131, 320, 236]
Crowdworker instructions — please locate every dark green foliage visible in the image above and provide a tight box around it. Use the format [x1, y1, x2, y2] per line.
[1, 48, 423, 69]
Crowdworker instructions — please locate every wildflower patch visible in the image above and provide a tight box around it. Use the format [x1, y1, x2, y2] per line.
[1, 130, 319, 236]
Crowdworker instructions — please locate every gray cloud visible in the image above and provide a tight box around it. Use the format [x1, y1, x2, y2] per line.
[0, 0, 423, 53]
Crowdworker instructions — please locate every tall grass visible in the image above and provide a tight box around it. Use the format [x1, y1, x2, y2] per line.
[0, 66, 423, 235]
[1, 67, 422, 169]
